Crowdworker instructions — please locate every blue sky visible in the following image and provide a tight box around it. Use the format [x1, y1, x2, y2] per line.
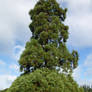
[0, 0, 92, 90]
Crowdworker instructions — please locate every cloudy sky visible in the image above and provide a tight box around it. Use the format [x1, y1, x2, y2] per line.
[0, 0, 92, 90]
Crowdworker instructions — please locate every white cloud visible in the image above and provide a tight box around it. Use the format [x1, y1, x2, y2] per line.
[83, 53, 92, 77]
[72, 66, 86, 86]
[64, 0, 92, 48]
[84, 54, 92, 67]
[13, 45, 25, 60]
[0, 60, 6, 66]
[73, 66, 81, 79]
[0, 75, 17, 90]
[72, 66, 85, 86]
[0, 0, 38, 55]
[9, 64, 19, 71]
[72, 53, 92, 86]
[76, 79, 92, 86]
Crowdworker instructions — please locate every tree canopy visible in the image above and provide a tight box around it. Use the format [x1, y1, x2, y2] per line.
[19, 0, 79, 74]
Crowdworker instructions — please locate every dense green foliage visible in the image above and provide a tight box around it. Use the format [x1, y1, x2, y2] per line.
[19, 0, 79, 74]
[7, 69, 83, 92]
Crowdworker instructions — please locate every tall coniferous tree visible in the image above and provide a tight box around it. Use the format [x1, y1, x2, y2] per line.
[5, 0, 84, 92]
[19, 0, 79, 74]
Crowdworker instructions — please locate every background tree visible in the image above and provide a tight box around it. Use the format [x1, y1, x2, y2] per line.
[82, 85, 92, 92]
[19, 0, 79, 74]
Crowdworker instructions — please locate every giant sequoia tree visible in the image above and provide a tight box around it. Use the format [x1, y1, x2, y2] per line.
[5, 0, 84, 92]
[19, 0, 79, 74]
